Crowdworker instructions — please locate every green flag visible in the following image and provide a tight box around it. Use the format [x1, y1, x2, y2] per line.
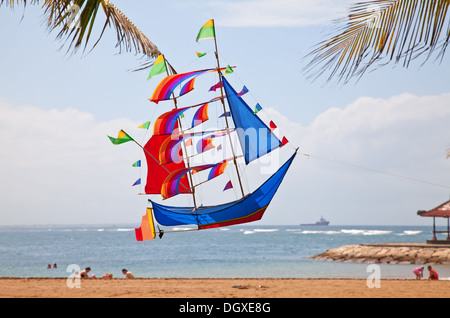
[108, 130, 134, 145]
[196, 19, 215, 42]
[147, 55, 167, 80]
[225, 65, 234, 75]
[138, 121, 151, 129]
[132, 160, 141, 167]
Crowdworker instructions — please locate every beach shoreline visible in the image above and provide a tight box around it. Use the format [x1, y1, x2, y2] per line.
[1, 277, 449, 298]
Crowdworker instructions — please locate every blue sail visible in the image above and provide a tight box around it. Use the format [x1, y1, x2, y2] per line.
[222, 77, 281, 165]
[150, 149, 297, 229]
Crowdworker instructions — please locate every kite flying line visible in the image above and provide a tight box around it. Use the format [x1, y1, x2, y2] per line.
[299, 152, 450, 190]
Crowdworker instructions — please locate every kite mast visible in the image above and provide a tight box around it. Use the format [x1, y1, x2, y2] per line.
[163, 57, 198, 208]
[212, 20, 245, 198]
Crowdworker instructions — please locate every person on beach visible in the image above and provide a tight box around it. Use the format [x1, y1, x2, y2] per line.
[413, 266, 424, 280]
[102, 273, 113, 279]
[122, 268, 135, 279]
[80, 267, 91, 278]
[427, 266, 439, 280]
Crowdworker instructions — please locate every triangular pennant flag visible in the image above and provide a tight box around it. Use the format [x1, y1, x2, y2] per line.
[135, 208, 156, 241]
[185, 138, 193, 146]
[209, 81, 223, 92]
[132, 178, 141, 186]
[108, 130, 134, 145]
[196, 52, 207, 58]
[223, 180, 233, 191]
[254, 103, 262, 114]
[219, 111, 231, 118]
[132, 160, 141, 167]
[269, 121, 277, 133]
[138, 121, 151, 129]
[281, 137, 289, 147]
[147, 55, 167, 80]
[196, 19, 215, 42]
[237, 86, 249, 97]
[224, 65, 234, 75]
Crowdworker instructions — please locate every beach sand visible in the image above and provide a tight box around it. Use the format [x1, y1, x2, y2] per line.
[0, 277, 449, 298]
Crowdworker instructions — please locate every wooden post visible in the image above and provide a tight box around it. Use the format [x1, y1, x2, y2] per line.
[432, 217, 437, 241]
[447, 217, 450, 240]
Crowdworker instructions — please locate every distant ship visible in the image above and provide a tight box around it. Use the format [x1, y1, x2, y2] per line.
[300, 216, 330, 226]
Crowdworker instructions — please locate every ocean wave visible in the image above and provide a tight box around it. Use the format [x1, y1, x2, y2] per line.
[242, 229, 279, 235]
[292, 229, 393, 235]
[340, 229, 392, 235]
[300, 230, 341, 235]
[397, 230, 422, 236]
[116, 228, 134, 232]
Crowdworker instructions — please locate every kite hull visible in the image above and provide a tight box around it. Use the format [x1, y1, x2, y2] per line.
[150, 150, 297, 229]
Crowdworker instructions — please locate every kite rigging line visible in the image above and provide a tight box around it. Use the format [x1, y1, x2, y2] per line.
[299, 152, 450, 190]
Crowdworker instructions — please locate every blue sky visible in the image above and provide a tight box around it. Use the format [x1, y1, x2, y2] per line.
[1, 0, 449, 226]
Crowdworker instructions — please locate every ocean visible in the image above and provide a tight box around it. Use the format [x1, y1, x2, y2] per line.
[1, 224, 450, 280]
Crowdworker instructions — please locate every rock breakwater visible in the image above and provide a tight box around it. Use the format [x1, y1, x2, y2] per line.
[311, 243, 450, 265]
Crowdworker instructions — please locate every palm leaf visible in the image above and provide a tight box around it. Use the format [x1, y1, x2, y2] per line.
[2, 0, 162, 66]
[304, 0, 450, 84]
[44, 0, 161, 59]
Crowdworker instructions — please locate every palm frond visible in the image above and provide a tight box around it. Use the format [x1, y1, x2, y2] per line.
[304, 0, 450, 84]
[0, 0, 38, 6]
[43, 0, 161, 60]
[2, 0, 161, 67]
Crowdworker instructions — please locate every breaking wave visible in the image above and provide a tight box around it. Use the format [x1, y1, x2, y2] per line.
[288, 229, 393, 235]
[242, 228, 279, 235]
[340, 229, 392, 235]
[397, 230, 422, 236]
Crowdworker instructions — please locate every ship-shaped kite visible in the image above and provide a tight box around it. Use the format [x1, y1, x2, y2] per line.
[109, 19, 297, 240]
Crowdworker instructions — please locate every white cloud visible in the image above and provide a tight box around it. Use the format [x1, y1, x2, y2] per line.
[302, 93, 450, 163]
[0, 100, 146, 225]
[188, 0, 354, 27]
[261, 92, 450, 225]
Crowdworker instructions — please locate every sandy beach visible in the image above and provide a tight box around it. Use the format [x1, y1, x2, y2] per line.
[1, 277, 449, 298]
